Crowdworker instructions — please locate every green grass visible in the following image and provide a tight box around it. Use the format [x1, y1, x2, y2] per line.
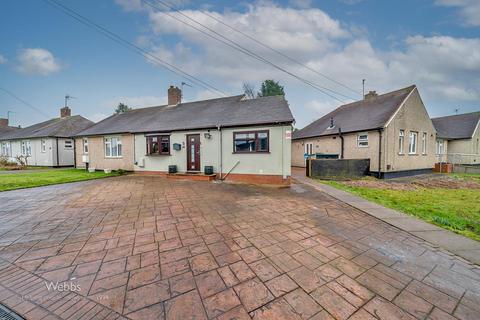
[0, 169, 124, 192]
[322, 179, 480, 241]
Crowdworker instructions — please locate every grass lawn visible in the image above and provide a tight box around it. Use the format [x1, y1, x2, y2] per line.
[322, 176, 480, 241]
[0, 169, 125, 192]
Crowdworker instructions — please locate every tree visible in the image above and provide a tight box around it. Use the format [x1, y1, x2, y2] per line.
[242, 83, 256, 99]
[258, 79, 285, 97]
[114, 103, 132, 114]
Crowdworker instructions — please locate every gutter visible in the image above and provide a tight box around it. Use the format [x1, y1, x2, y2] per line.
[338, 127, 344, 159]
[217, 125, 222, 180]
[378, 128, 383, 178]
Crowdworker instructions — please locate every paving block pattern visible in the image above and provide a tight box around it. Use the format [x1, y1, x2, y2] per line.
[0, 175, 479, 319]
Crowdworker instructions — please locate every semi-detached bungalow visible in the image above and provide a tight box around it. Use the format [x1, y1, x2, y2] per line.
[292, 85, 438, 178]
[0, 107, 94, 167]
[432, 112, 480, 165]
[74, 86, 294, 185]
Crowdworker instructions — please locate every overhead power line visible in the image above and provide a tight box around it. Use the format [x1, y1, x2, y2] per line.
[196, 9, 362, 97]
[144, 0, 353, 103]
[42, 0, 227, 98]
[0, 87, 51, 118]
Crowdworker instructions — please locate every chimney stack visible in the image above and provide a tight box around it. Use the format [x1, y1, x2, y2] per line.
[60, 106, 71, 118]
[168, 86, 182, 105]
[0, 118, 8, 127]
[364, 91, 378, 100]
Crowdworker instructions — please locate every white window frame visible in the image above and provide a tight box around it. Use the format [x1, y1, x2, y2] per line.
[21, 140, 31, 156]
[83, 138, 89, 154]
[41, 139, 46, 153]
[436, 139, 444, 155]
[64, 140, 73, 149]
[398, 130, 404, 154]
[1, 142, 7, 157]
[105, 137, 122, 158]
[357, 133, 369, 148]
[409, 132, 418, 154]
[422, 132, 427, 155]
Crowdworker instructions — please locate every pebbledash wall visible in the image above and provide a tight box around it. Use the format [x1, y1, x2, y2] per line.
[5, 137, 74, 166]
[76, 124, 292, 184]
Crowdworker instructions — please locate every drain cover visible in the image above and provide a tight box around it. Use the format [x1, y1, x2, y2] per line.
[0, 305, 24, 320]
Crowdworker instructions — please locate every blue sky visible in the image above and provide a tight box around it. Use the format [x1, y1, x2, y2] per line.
[1, 0, 479, 128]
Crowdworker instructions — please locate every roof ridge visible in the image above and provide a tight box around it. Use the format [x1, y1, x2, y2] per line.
[432, 111, 480, 120]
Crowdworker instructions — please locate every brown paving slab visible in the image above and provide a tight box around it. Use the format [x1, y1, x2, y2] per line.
[164, 290, 207, 320]
[283, 288, 322, 319]
[310, 285, 356, 320]
[265, 274, 299, 297]
[250, 298, 302, 320]
[0, 175, 479, 320]
[123, 279, 170, 314]
[203, 288, 241, 318]
[195, 269, 226, 299]
[234, 278, 275, 312]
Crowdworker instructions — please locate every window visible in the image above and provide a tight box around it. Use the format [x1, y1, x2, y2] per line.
[1, 142, 10, 157]
[105, 137, 122, 157]
[233, 130, 269, 153]
[146, 135, 170, 155]
[83, 138, 89, 154]
[41, 139, 46, 153]
[21, 141, 31, 156]
[65, 140, 73, 149]
[409, 132, 418, 154]
[436, 139, 444, 155]
[398, 130, 404, 154]
[357, 133, 368, 147]
[422, 132, 427, 154]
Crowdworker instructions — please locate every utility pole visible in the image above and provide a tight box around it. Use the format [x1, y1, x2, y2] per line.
[362, 79, 366, 100]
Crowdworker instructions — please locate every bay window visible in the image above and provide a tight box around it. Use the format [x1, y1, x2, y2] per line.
[105, 137, 122, 157]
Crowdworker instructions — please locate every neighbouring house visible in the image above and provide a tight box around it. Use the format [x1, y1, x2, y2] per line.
[292, 85, 438, 178]
[432, 112, 480, 165]
[74, 86, 294, 185]
[0, 107, 94, 166]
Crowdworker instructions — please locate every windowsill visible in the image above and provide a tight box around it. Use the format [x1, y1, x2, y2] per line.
[105, 156, 123, 159]
[408, 153, 418, 156]
[233, 151, 270, 154]
[398, 153, 405, 156]
[145, 154, 171, 157]
[357, 146, 369, 148]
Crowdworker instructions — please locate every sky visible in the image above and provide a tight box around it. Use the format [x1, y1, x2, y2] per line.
[0, 0, 479, 128]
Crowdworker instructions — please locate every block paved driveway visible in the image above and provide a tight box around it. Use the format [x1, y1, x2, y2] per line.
[0, 175, 479, 320]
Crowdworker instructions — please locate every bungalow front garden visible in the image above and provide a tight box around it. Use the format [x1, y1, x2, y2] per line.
[0, 168, 125, 192]
[320, 173, 480, 241]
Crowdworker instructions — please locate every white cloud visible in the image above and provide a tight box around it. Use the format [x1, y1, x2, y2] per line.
[0, 54, 6, 64]
[89, 113, 109, 123]
[103, 95, 167, 109]
[16, 48, 61, 75]
[118, 1, 480, 126]
[435, 0, 480, 26]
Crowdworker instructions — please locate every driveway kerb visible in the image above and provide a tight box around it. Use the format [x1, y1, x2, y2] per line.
[292, 173, 480, 265]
